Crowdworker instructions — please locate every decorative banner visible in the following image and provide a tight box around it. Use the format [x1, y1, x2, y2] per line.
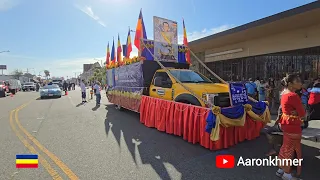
[114, 61, 144, 92]
[178, 45, 187, 63]
[141, 39, 154, 60]
[154, 41, 178, 62]
[141, 40, 188, 63]
[153, 16, 178, 62]
[229, 83, 248, 106]
[106, 69, 115, 87]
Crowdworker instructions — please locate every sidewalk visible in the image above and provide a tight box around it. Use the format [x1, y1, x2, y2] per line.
[267, 119, 320, 142]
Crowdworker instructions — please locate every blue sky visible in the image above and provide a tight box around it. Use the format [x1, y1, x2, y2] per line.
[0, 0, 315, 78]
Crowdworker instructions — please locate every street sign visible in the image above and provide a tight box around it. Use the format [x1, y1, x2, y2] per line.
[0, 65, 7, 70]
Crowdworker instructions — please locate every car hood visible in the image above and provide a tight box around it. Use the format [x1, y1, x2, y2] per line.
[41, 89, 61, 92]
[182, 83, 229, 94]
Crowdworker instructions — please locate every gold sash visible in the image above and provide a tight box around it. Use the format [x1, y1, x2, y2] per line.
[160, 32, 171, 45]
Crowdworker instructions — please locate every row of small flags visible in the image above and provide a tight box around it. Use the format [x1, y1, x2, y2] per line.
[105, 9, 191, 67]
[16, 154, 38, 168]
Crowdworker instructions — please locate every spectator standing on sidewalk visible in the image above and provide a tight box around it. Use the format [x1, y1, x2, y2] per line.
[258, 79, 267, 101]
[80, 80, 87, 103]
[276, 74, 305, 180]
[245, 78, 258, 100]
[308, 79, 320, 120]
[255, 77, 261, 89]
[94, 81, 101, 106]
[267, 78, 276, 111]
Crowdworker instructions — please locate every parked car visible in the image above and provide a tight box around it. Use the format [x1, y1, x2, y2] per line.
[0, 81, 7, 97]
[22, 82, 36, 91]
[6, 79, 21, 94]
[40, 84, 62, 99]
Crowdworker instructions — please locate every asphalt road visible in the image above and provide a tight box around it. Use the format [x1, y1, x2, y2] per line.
[0, 88, 319, 180]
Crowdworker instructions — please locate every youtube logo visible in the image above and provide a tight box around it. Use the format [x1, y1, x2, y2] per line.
[216, 155, 235, 168]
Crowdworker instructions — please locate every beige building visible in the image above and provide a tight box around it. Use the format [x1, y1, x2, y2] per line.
[189, 1, 320, 82]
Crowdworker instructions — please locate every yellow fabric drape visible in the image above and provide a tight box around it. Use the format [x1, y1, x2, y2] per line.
[108, 90, 141, 99]
[210, 103, 271, 141]
[210, 112, 246, 141]
[245, 104, 271, 123]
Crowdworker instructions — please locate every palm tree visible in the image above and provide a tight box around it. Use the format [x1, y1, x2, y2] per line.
[44, 70, 50, 79]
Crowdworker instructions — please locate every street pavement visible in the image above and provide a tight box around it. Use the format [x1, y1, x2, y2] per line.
[0, 88, 319, 180]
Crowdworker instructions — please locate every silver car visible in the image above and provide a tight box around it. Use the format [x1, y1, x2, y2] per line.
[40, 84, 62, 99]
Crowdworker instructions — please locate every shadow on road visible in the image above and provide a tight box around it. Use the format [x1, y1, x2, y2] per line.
[104, 104, 320, 180]
[92, 105, 100, 111]
[36, 97, 61, 100]
[76, 103, 84, 107]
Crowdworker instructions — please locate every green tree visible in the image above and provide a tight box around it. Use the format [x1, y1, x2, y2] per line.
[11, 69, 23, 79]
[90, 67, 106, 85]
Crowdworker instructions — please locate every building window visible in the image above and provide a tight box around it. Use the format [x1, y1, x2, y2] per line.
[205, 46, 320, 82]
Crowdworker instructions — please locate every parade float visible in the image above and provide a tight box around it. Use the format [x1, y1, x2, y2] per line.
[106, 14, 271, 151]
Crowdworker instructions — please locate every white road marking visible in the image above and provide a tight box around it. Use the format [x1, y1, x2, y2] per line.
[68, 96, 76, 106]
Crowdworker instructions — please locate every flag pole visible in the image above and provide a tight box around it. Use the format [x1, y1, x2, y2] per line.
[138, 8, 143, 57]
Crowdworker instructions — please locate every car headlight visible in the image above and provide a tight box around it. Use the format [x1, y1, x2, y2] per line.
[202, 93, 218, 105]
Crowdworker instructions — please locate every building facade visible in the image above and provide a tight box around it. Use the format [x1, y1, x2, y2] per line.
[189, 1, 320, 82]
[79, 62, 101, 82]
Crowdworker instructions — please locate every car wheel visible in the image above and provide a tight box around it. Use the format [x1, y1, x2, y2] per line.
[58, 95, 61, 98]
[40, 96, 44, 99]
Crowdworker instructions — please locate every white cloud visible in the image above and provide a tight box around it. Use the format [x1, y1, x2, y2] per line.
[0, 0, 19, 11]
[178, 24, 233, 44]
[75, 4, 106, 27]
[98, 0, 131, 4]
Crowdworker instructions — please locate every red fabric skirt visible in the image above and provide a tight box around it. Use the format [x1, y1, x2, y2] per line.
[278, 133, 302, 175]
[139, 96, 264, 151]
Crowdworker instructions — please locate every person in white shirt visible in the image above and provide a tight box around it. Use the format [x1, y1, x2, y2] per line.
[80, 80, 87, 103]
[255, 77, 261, 90]
[93, 81, 101, 106]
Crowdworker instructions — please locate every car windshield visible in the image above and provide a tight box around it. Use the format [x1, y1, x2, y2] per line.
[42, 85, 60, 89]
[169, 70, 212, 83]
[25, 83, 34, 85]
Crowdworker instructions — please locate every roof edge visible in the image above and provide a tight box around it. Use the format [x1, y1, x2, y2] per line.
[189, 1, 320, 46]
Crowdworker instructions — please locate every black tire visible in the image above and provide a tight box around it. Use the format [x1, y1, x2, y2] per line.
[0, 91, 5, 97]
[175, 94, 202, 106]
[11, 89, 16, 95]
[40, 96, 44, 99]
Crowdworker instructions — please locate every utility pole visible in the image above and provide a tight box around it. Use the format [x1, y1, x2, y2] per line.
[26, 68, 35, 74]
